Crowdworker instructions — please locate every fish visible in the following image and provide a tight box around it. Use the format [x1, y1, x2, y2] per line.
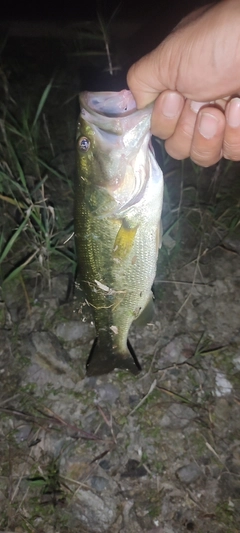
[75, 90, 163, 376]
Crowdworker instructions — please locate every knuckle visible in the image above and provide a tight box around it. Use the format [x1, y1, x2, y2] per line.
[179, 121, 194, 139]
[223, 140, 240, 161]
[152, 126, 174, 140]
[165, 138, 190, 159]
[190, 147, 221, 167]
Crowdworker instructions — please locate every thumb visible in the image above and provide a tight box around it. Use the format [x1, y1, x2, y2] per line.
[127, 45, 170, 108]
[127, 4, 212, 109]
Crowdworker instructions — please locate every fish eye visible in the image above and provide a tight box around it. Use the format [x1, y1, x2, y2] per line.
[78, 136, 90, 152]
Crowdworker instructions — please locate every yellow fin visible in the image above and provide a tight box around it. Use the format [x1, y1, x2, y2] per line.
[113, 222, 138, 260]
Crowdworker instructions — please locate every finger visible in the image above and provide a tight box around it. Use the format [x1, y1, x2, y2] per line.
[190, 107, 225, 167]
[127, 50, 166, 109]
[164, 99, 200, 160]
[151, 90, 185, 139]
[223, 97, 240, 161]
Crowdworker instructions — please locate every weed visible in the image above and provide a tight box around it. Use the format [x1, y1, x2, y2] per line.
[0, 80, 75, 287]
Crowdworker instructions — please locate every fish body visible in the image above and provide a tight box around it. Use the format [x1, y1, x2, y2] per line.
[75, 90, 163, 376]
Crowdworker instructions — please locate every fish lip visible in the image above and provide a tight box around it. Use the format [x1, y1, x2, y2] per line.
[79, 90, 153, 135]
[79, 91, 153, 146]
[80, 90, 138, 118]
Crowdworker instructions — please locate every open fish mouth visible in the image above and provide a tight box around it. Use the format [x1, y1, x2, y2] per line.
[79, 90, 153, 141]
[80, 90, 137, 117]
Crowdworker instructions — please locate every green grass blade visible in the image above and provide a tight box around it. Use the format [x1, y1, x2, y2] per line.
[52, 247, 76, 263]
[6, 142, 28, 191]
[2, 250, 39, 283]
[0, 214, 30, 263]
[32, 79, 53, 129]
[36, 158, 63, 177]
[0, 193, 25, 208]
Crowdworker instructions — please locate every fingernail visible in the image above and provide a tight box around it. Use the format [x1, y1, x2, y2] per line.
[162, 92, 183, 118]
[226, 97, 240, 128]
[191, 100, 208, 113]
[198, 113, 219, 139]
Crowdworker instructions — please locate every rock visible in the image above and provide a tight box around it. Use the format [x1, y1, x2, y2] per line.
[47, 274, 70, 301]
[223, 230, 240, 254]
[21, 331, 79, 390]
[220, 449, 240, 498]
[233, 354, 240, 371]
[215, 370, 233, 397]
[30, 331, 71, 363]
[67, 489, 117, 532]
[159, 335, 196, 367]
[176, 463, 202, 484]
[15, 424, 32, 443]
[53, 320, 92, 342]
[121, 459, 148, 478]
[160, 403, 196, 429]
[99, 459, 111, 471]
[96, 382, 120, 404]
[90, 475, 110, 491]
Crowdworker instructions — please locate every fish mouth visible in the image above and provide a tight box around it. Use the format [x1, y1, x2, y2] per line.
[79, 90, 153, 148]
[78, 90, 154, 205]
[79, 90, 153, 137]
[80, 90, 137, 118]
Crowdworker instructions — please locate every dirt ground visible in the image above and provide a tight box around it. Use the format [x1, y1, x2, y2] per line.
[0, 20, 240, 533]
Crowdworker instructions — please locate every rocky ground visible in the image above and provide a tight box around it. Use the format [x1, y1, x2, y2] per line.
[0, 21, 240, 533]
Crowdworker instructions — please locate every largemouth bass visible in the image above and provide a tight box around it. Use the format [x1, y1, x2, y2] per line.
[75, 90, 163, 376]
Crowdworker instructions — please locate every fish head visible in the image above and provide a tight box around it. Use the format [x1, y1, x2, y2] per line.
[77, 90, 153, 204]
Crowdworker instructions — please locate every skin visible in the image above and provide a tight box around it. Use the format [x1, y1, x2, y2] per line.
[127, 0, 240, 167]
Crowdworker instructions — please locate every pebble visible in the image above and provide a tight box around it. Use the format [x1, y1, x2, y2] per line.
[176, 463, 202, 484]
[96, 383, 120, 403]
[54, 320, 92, 341]
[68, 489, 117, 532]
[160, 403, 196, 429]
[159, 334, 195, 367]
[90, 475, 110, 491]
[215, 371, 232, 397]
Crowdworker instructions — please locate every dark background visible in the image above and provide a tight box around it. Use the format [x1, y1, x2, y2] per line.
[2, 0, 211, 22]
[2, 0, 212, 47]
[0, 0, 214, 93]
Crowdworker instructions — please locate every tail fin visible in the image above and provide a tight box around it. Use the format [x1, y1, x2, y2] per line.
[86, 338, 141, 377]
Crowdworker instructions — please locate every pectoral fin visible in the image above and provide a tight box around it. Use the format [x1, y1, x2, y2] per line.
[133, 293, 155, 326]
[156, 221, 163, 251]
[113, 222, 138, 260]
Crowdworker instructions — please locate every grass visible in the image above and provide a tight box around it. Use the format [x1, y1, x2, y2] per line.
[0, 8, 123, 292]
[0, 77, 76, 288]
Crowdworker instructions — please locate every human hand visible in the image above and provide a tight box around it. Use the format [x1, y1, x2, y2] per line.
[127, 0, 240, 167]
